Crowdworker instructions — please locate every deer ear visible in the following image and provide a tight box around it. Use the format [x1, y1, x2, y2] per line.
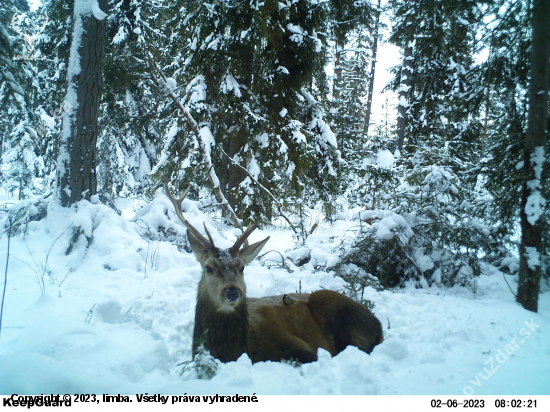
[239, 236, 270, 265]
[187, 229, 209, 260]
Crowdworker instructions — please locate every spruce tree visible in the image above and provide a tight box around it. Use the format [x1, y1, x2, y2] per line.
[99, 0, 171, 198]
[159, 0, 342, 226]
[476, 0, 549, 282]
[517, 0, 549, 312]
[57, 0, 109, 206]
[389, 0, 483, 160]
[0, 0, 42, 199]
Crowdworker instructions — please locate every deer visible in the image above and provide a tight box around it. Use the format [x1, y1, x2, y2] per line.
[165, 184, 384, 364]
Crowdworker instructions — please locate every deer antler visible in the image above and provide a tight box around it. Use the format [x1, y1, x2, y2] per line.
[164, 182, 215, 250]
[164, 181, 255, 253]
[229, 225, 257, 254]
[203, 222, 215, 246]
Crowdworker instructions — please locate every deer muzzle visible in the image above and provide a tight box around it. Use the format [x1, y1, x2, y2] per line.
[224, 287, 242, 303]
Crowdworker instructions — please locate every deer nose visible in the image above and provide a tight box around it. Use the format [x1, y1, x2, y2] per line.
[224, 287, 241, 302]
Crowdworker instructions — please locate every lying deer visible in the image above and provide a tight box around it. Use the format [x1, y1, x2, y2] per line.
[165, 185, 383, 363]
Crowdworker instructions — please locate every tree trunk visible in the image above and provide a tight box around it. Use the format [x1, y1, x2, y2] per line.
[517, 0, 549, 312]
[483, 48, 492, 139]
[224, 127, 248, 218]
[395, 39, 412, 154]
[222, 46, 254, 221]
[57, 0, 108, 207]
[332, 40, 344, 102]
[364, 0, 381, 136]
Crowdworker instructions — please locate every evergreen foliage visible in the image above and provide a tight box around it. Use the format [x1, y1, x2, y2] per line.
[477, 0, 549, 282]
[0, 0, 547, 300]
[155, 0, 344, 225]
[389, 0, 484, 157]
[0, 0, 34, 199]
[98, 0, 171, 199]
[192, 343, 219, 380]
[340, 0, 531, 290]
[34, 0, 74, 191]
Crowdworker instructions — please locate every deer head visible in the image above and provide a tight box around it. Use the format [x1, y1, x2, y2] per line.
[164, 183, 269, 312]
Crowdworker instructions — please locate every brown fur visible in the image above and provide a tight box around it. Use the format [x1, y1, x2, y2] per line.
[248, 294, 336, 363]
[192, 290, 249, 363]
[193, 289, 384, 363]
[246, 291, 383, 363]
[307, 290, 384, 354]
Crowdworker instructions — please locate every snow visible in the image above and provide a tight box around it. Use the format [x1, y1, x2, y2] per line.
[377, 149, 395, 169]
[398, 84, 410, 93]
[277, 66, 289, 75]
[531, 147, 545, 180]
[195, 125, 218, 188]
[59, 0, 86, 180]
[165, 78, 177, 91]
[223, 74, 241, 98]
[291, 129, 307, 145]
[199, 126, 215, 149]
[515, 161, 524, 170]
[524, 247, 540, 270]
[254, 133, 269, 149]
[0, 194, 549, 395]
[113, 26, 128, 44]
[525, 147, 546, 225]
[248, 157, 261, 180]
[7, 81, 25, 96]
[186, 75, 207, 108]
[358, 210, 414, 243]
[413, 248, 435, 272]
[286, 24, 305, 45]
[525, 191, 545, 226]
[91, 0, 108, 21]
[149, 122, 179, 175]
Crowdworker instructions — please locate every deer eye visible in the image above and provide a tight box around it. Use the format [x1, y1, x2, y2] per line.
[205, 266, 214, 274]
[238, 266, 244, 274]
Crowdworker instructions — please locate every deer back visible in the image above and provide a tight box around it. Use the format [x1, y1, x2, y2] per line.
[247, 294, 335, 363]
[247, 291, 383, 364]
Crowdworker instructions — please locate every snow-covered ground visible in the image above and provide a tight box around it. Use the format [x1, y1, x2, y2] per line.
[0, 191, 548, 395]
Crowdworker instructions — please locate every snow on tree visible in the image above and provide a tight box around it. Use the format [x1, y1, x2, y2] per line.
[155, 0, 343, 226]
[57, 0, 109, 207]
[0, 0, 45, 199]
[98, 0, 171, 198]
[517, 0, 549, 312]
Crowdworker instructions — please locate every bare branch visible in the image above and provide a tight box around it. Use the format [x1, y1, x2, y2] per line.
[220, 148, 298, 234]
[164, 182, 212, 249]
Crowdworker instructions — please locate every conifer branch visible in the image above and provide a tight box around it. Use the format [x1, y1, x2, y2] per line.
[145, 51, 244, 233]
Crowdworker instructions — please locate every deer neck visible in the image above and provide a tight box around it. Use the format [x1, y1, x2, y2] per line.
[192, 294, 249, 363]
